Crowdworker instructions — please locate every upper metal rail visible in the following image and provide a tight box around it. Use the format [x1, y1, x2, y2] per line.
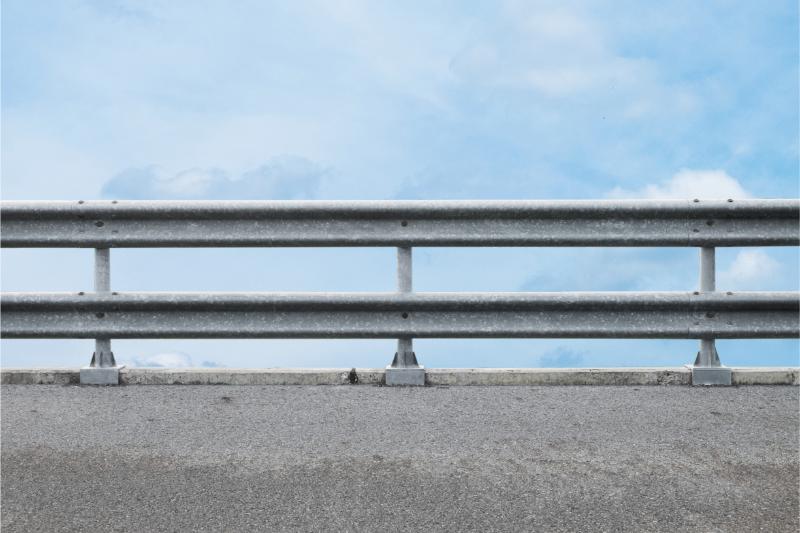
[2, 199, 798, 247]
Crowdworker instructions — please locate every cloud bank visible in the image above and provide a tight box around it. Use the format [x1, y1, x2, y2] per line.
[124, 352, 224, 368]
[718, 250, 782, 290]
[101, 156, 326, 200]
[608, 170, 751, 199]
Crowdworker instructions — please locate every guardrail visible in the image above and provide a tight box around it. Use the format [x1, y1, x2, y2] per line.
[2, 199, 798, 385]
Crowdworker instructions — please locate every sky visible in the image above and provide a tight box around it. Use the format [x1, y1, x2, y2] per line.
[1, 0, 798, 369]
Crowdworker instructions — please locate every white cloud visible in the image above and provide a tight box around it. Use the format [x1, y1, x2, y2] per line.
[156, 169, 220, 198]
[607, 169, 751, 199]
[128, 352, 193, 368]
[718, 250, 781, 289]
[448, 3, 664, 101]
[101, 156, 326, 200]
[124, 351, 225, 368]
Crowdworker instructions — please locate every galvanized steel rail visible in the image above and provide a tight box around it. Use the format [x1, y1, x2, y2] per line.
[3, 292, 797, 339]
[1, 199, 799, 385]
[3, 199, 798, 247]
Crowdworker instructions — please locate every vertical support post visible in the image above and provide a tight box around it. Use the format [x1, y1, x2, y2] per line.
[696, 247, 718, 368]
[395, 246, 415, 367]
[80, 248, 122, 385]
[690, 246, 731, 385]
[94, 248, 113, 367]
[385, 246, 425, 386]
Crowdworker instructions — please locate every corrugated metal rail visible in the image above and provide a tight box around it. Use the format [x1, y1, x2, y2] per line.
[1, 199, 798, 385]
[3, 199, 797, 247]
[2, 292, 797, 339]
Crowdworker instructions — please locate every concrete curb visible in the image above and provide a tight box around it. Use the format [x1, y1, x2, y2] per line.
[1, 368, 80, 385]
[425, 368, 694, 386]
[1, 367, 798, 386]
[730, 367, 800, 386]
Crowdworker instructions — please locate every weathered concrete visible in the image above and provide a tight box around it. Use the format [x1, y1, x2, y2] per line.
[425, 367, 693, 385]
[1, 385, 798, 532]
[732, 367, 800, 385]
[122, 367, 359, 385]
[0, 368, 80, 385]
[2, 366, 798, 386]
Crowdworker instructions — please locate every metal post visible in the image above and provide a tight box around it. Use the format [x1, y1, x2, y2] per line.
[385, 246, 425, 385]
[697, 247, 718, 367]
[395, 246, 415, 367]
[690, 246, 731, 385]
[94, 248, 113, 367]
[80, 248, 122, 385]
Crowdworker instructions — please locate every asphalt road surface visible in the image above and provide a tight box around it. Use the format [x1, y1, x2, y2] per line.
[2, 385, 798, 532]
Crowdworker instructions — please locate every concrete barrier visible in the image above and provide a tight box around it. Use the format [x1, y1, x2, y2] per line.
[1, 367, 798, 385]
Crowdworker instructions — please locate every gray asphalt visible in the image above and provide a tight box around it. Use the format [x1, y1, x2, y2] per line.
[1, 385, 798, 532]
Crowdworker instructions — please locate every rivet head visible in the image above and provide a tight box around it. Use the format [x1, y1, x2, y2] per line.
[726, 291, 733, 295]
[706, 312, 715, 318]
[111, 200, 118, 204]
[706, 220, 714, 226]
[95, 312, 105, 318]
[78, 291, 85, 296]
[400, 221, 408, 227]
[401, 312, 409, 319]
[693, 291, 699, 295]
[693, 199, 700, 203]
[94, 221, 105, 228]
[727, 198, 734, 203]
[692, 228, 699, 233]
[78, 200, 85, 204]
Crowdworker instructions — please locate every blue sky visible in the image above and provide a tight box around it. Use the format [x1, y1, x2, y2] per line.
[2, 0, 798, 368]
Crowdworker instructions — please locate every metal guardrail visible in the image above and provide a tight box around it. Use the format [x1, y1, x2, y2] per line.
[2, 199, 799, 385]
[3, 199, 798, 247]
